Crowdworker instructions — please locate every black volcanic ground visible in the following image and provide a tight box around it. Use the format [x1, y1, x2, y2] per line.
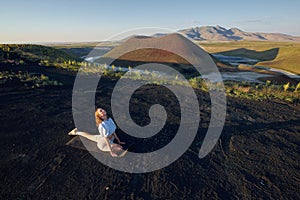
[0, 65, 299, 199]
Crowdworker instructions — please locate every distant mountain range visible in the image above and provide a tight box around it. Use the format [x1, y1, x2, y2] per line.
[155, 25, 300, 42]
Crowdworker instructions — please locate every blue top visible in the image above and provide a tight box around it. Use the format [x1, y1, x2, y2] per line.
[98, 118, 116, 137]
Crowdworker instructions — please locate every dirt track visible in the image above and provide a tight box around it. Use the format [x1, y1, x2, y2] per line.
[0, 66, 299, 199]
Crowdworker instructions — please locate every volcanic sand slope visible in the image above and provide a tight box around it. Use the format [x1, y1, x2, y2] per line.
[199, 41, 300, 74]
[0, 66, 299, 199]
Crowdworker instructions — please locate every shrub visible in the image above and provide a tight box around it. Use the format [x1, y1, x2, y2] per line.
[0, 71, 63, 88]
[283, 82, 290, 92]
[295, 82, 300, 92]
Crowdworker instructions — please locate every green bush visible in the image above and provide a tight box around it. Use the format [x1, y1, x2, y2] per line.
[75, 63, 299, 103]
[0, 71, 63, 88]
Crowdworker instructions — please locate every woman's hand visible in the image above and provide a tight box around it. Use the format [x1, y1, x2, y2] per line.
[113, 133, 125, 145]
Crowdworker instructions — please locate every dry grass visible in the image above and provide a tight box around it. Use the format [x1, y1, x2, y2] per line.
[198, 41, 300, 74]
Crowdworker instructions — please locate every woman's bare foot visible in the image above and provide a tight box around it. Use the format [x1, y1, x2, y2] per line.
[68, 128, 78, 135]
[110, 152, 118, 157]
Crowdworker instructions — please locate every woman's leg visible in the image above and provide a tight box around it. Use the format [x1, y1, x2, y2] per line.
[77, 131, 98, 142]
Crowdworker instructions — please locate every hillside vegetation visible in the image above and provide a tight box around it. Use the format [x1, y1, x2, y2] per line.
[0, 44, 79, 65]
[199, 41, 300, 74]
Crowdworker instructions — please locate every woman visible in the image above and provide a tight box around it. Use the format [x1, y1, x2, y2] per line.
[69, 108, 125, 157]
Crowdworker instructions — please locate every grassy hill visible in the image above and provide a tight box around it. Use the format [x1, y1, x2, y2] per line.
[199, 41, 300, 74]
[0, 44, 79, 65]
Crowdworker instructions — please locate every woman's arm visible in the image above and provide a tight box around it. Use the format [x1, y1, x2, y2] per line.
[104, 137, 117, 157]
[113, 132, 125, 145]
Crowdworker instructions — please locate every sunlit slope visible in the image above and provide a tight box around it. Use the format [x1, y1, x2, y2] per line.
[98, 34, 232, 73]
[199, 41, 300, 74]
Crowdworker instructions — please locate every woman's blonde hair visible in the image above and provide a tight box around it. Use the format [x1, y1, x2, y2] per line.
[95, 108, 103, 127]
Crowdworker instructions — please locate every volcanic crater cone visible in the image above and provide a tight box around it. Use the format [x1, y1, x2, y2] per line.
[96, 33, 226, 76]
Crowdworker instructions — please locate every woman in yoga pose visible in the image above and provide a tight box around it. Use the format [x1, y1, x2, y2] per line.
[69, 108, 125, 157]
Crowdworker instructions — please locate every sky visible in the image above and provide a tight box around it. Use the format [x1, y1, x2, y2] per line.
[1, 0, 300, 43]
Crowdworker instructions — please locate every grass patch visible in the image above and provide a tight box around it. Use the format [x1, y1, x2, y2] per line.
[199, 41, 300, 74]
[0, 71, 63, 88]
[0, 44, 79, 65]
[78, 64, 300, 103]
[224, 80, 300, 103]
